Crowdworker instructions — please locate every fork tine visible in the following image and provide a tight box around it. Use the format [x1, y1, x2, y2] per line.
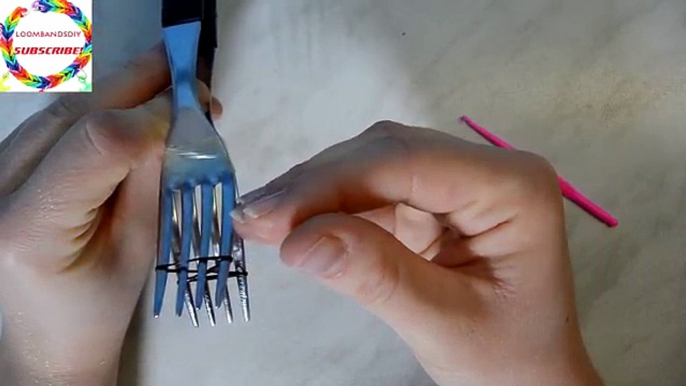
[202, 289, 217, 326]
[222, 288, 234, 323]
[232, 183, 251, 321]
[175, 188, 195, 316]
[211, 190, 234, 322]
[210, 224, 234, 324]
[174, 193, 200, 327]
[195, 184, 214, 307]
[183, 282, 200, 327]
[154, 189, 174, 317]
[215, 177, 235, 305]
[190, 191, 216, 326]
[233, 236, 251, 322]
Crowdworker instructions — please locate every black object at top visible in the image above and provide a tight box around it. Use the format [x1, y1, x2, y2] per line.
[162, 0, 203, 27]
[197, 0, 217, 92]
[200, 0, 218, 50]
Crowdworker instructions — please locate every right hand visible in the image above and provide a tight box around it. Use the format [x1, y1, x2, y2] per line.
[233, 121, 602, 385]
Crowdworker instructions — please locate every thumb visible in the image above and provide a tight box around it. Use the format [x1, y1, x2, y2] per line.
[2, 100, 170, 269]
[2, 85, 223, 269]
[280, 213, 467, 336]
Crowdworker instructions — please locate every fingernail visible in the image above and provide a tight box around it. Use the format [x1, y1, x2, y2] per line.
[236, 187, 287, 219]
[297, 237, 346, 278]
[230, 209, 246, 223]
[238, 186, 268, 205]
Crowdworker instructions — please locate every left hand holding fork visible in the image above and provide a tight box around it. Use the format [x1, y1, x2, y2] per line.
[0, 45, 220, 386]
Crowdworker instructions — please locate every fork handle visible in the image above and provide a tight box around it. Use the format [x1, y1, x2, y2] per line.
[164, 22, 202, 111]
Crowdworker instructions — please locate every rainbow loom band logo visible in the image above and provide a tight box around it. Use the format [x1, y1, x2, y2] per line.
[0, 0, 92, 93]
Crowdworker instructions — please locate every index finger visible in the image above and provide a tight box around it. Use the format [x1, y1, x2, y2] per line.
[0, 44, 170, 195]
[233, 121, 562, 244]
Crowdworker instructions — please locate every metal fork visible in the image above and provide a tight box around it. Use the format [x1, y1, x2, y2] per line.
[153, 0, 250, 326]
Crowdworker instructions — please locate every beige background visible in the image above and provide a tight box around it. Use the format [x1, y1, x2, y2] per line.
[1, 0, 684, 385]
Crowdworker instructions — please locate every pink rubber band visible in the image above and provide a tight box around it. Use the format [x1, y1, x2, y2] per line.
[460, 115, 618, 228]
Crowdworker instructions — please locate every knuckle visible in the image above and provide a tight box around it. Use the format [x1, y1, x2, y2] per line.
[0, 204, 11, 253]
[148, 139, 166, 161]
[365, 120, 406, 137]
[281, 160, 309, 182]
[362, 121, 418, 199]
[520, 151, 559, 187]
[80, 110, 129, 156]
[315, 213, 343, 224]
[505, 151, 560, 202]
[196, 80, 211, 101]
[313, 215, 402, 308]
[520, 150, 552, 170]
[353, 254, 401, 308]
[365, 121, 414, 157]
[46, 94, 84, 120]
[0, 197, 27, 268]
[122, 56, 148, 74]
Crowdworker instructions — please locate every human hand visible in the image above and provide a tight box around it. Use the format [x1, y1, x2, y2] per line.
[0, 46, 221, 386]
[233, 122, 602, 386]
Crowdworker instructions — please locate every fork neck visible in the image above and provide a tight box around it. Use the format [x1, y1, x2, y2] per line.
[164, 22, 202, 111]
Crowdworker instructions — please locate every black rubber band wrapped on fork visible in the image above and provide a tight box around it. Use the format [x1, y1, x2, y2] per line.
[155, 256, 249, 281]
